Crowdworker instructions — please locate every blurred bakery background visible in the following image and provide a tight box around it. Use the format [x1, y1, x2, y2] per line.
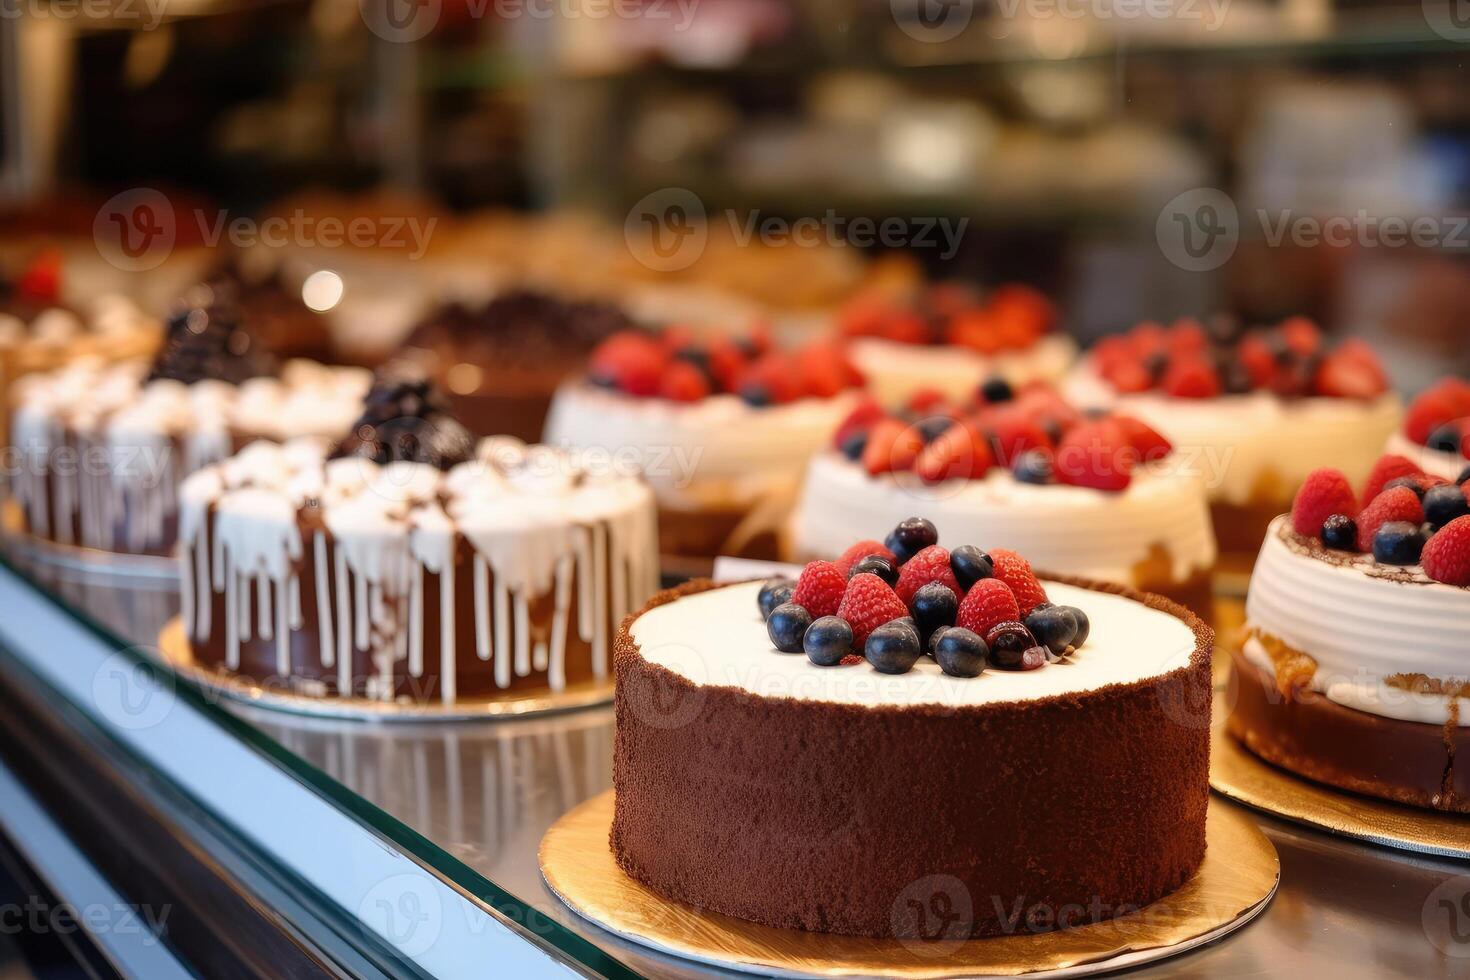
[4, 0, 1469, 389]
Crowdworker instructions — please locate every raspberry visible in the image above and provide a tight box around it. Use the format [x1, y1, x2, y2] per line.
[915, 420, 994, 483]
[836, 573, 909, 649]
[956, 578, 1020, 636]
[16, 250, 61, 303]
[794, 340, 858, 399]
[1422, 516, 1470, 586]
[1101, 358, 1153, 393]
[790, 560, 846, 618]
[834, 539, 896, 575]
[589, 332, 668, 396]
[1166, 318, 1208, 356]
[1114, 415, 1172, 463]
[1404, 378, 1470, 444]
[1356, 486, 1424, 552]
[1280, 316, 1322, 357]
[894, 545, 961, 605]
[1313, 348, 1387, 400]
[862, 418, 924, 475]
[707, 338, 747, 392]
[1290, 468, 1358, 537]
[658, 361, 709, 402]
[1361, 454, 1424, 507]
[830, 397, 885, 451]
[986, 408, 1052, 467]
[1162, 358, 1222, 399]
[1054, 418, 1136, 492]
[905, 387, 949, 414]
[1237, 334, 1277, 389]
[989, 548, 1049, 614]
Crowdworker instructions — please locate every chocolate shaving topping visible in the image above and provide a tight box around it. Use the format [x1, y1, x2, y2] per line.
[329, 361, 475, 471]
[147, 278, 279, 385]
[405, 289, 635, 369]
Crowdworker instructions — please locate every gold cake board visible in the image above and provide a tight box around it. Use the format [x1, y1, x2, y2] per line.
[156, 618, 612, 723]
[1209, 696, 1470, 860]
[539, 791, 1278, 979]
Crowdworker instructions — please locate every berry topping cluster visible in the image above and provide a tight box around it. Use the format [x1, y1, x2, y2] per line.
[1403, 378, 1470, 460]
[831, 382, 1171, 492]
[148, 279, 279, 386]
[331, 364, 476, 470]
[1092, 316, 1388, 400]
[758, 518, 1091, 677]
[1290, 454, 1470, 585]
[586, 327, 863, 406]
[2, 250, 62, 314]
[837, 283, 1055, 353]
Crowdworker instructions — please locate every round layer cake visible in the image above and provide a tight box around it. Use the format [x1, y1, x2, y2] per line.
[1066, 317, 1402, 565]
[613, 574, 1213, 937]
[1235, 513, 1469, 812]
[178, 433, 659, 704]
[544, 329, 863, 559]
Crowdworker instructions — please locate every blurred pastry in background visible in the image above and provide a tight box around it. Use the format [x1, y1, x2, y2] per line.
[835, 281, 1074, 405]
[403, 289, 638, 442]
[544, 326, 864, 562]
[1068, 316, 1402, 568]
[1387, 378, 1470, 480]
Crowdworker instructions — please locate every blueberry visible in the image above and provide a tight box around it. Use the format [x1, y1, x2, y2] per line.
[766, 602, 812, 653]
[850, 555, 899, 587]
[839, 430, 868, 461]
[864, 622, 922, 674]
[979, 377, 1014, 403]
[949, 545, 993, 589]
[1383, 476, 1427, 500]
[757, 578, 795, 619]
[1222, 361, 1255, 395]
[1321, 514, 1358, 551]
[589, 371, 620, 389]
[1060, 605, 1090, 647]
[1013, 449, 1054, 485]
[884, 517, 939, 566]
[804, 616, 853, 667]
[1424, 484, 1470, 530]
[1372, 521, 1426, 565]
[934, 627, 988, 677]
[1144, 352, 1169, 382]
[984, 621, 1036, 670]
[1459, 465, 1470, 485]
[911, 583, 958, 644]
[1427, 423, 1463, 454]
[916, 416, 954, 443]
[927, 625, 951, 658]
[739, 383, 772, 407]
[1025, 605, 1078, 656]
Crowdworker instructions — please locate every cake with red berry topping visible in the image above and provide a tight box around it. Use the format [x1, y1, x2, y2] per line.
[613, 518, 1213, 937]
[6, 281, 368, 556]
[1231, 458, 1470, 812]
[176, 368, 659, 704]
[544, 327, 865, 560]
[1068, 317, 1402, 565]
[1386, 378, 1470, 482]
[789, 381, 1218, 615]
[836, 282, 1075, 405]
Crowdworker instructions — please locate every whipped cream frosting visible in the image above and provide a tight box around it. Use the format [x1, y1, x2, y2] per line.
[790, 452, 1216, 586]
[179, 437, 659, 701]
[0, 294, 154, 352]
[8, 357, 369, 552]
[631, 579, 1198, 709]
[1385, 431, 1465, 482]
[1066, 366, 1403, 505]
[848, 333, 1076, 405]
[1244, 516, 1469, 726]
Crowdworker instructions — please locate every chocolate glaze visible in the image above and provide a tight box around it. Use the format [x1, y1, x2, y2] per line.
[612, 577, 1214, 938]
[148, 280, 278, 385]
[329, 364, 474, 470]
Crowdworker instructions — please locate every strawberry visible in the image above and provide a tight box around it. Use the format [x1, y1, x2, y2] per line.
[589, 332, 668, 396]
[836, 573, 909, 648]
[1356, 486, 1425, 552]
[1166, 318, 1209, 356]
[1290, 468, 1358, 537]
[1361, 454, 1424, 507]
[1054, 418, 1136, 492]
[793, 340, 859, 399]
[1129, 321, 1168, 360]
[1114, 415, 1172, 463]
[1405, 378, 1470, 444]
[790, 560, 847, 618]
[894, 545, 961, 605]
[946, 309, 1002, 353]
[658, 361, 709, 402]
[989, 549, 1049, 614]
[831, 397, 885, 451]
[956, 578, 1020, 636]
[1237, 334, 1277, 389]
[881, 312, 930, 345]
[1422, 516, 1470, 586]
[987, 408, 1052, 467]
[1314, 348, 1387, 400]
[735, 353, 799, 405]
[707, 338, 748, 393]
[834, 539, 896, 575]
[1102, 358, 1153, 394]
[906, 387, 949, 414]
[915, 420, 994, 483]
[1280, 316, 1322, 357]
[1162, 358, 1222, 399]
[862, 418, 924, 475]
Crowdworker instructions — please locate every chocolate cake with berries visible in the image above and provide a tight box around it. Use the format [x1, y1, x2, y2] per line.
[613, 517, 1213, 938]
[545, 327, 865, 560]
[403, 289, 636, 442]
[7, 281, 368, 556]
[1385, 377, 1470, 482]
[835, 282, 1075, 405]
[789, 381, 1217, 615]
[1067, 317, 1402, 565]
[1232, 458, 1470, 812]
[176, 367, 659, 704]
